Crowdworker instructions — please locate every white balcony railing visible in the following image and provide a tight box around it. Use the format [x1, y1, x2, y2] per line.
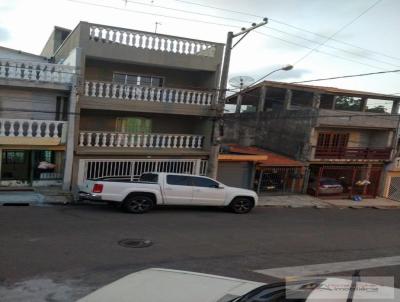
[84, 81, 214, 106]
[89, 24, 217, 58]
[0, 118, 67, 138]
[79, 131, 204, 149]
[0, 59, 74, 84]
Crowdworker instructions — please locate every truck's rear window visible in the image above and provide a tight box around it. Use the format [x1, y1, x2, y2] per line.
[139, 173, 158, 183]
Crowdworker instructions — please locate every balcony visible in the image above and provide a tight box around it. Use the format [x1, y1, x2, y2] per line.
[0, 118, 67, 145]
[0, 59, 74, 87]
[314, 146, 392, 160]
[53, 22, 223, 71]
[84, 81, 213, 106]
[89, 24, 217, 58]
[78, 131, 205, 153]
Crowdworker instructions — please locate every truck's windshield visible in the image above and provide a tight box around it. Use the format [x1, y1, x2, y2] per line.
[139, 173, 159, 183]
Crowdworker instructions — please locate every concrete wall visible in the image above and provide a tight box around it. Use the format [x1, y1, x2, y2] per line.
[256, 110, 316, 161]
[222, 110, 316, 161]
[317, 109, 399, 129]
[85, 59, 216, 90]
[0, 87, 68, 120]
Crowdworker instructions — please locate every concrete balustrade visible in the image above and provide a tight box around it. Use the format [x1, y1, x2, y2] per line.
[79, 131, 204, 149]
[0, 119, 67, 138]
[89, 24, 217, 58]
[0, 60, 75, 84]
[84, 81, 214, 106]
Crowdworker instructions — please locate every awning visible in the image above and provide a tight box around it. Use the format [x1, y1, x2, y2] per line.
[221, 144, 304, 167]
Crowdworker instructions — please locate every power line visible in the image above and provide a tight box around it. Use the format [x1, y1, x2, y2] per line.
[170, 0, 400, 63]
[1, 106, 398, 122]
[262, 27, 400, 68]
[119, 0, 400, 69]
[290, 69, 400, 84]
[66, 0, 240, 28]
[292, 0, 383, 66]
[68, 0, 398, 73]
[248, 31, 386, 86]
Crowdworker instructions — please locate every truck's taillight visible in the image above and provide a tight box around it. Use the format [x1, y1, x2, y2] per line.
[92, 184, 103, 193]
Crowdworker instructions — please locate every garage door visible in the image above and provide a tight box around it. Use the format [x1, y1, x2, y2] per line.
[217, 162, 253, 189]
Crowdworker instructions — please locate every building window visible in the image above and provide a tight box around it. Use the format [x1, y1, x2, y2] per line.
[2, 151, 25, 164]
[317, 132, 349, 149]
[113, 72, 164, 87]
[116, 117, 152, 133]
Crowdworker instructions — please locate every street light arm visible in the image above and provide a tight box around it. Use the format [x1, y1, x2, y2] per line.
[252, 65, 294, 86]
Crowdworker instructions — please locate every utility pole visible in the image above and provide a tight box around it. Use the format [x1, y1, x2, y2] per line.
[208, 18, 268, 179]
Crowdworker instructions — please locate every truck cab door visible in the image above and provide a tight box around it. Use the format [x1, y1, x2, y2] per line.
[190, 176, 226, 206]
[163, 175, 193, 205]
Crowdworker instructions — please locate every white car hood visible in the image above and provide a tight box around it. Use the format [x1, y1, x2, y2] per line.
[77, 268, 263, 302]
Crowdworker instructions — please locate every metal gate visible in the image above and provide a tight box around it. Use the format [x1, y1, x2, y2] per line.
[388, 176, 400, 201]
[78, 158, 208, 185]
[308, 165, 382, 198]
[255, 167, 304, 195]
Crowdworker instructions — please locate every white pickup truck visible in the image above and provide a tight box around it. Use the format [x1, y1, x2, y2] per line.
[79, 172, 258, 214]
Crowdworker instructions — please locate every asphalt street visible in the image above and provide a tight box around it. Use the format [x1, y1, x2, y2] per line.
[1, 204, 400, 301]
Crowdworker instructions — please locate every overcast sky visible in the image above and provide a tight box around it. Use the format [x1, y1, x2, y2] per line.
[1, 0, 399, 99]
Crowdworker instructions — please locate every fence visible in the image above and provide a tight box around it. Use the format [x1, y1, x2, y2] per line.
[78, 158, 208, 185]
[308, 165, 382, 198]
[255, 167, 304, 195]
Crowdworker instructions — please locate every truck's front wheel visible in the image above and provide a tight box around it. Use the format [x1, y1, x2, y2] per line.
[123, 195, 154, 214]
[229, 197, 254, 214]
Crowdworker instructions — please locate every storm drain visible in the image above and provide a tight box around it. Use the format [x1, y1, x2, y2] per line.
[118, 238, 153, 248]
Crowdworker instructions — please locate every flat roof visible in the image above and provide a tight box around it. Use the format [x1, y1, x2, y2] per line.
[227, 80, 400, 102]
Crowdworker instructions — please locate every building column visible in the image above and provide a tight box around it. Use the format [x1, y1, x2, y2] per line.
[258, 85, 267, 113]
[62, 48, 82, 192]
[391, 100, 400, 114]
[360, 98, 368, 112]
[62, 86, 78, 191]
[283, 89, 292, 110]
[332, 96, 338, 110]
[235, 94, 242, 116]
[312, 93, 321, 109]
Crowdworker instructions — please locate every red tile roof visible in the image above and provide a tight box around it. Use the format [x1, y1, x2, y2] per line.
[224, 144, 304, 167]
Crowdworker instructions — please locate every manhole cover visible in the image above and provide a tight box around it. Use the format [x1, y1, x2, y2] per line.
[118, 238, 153, 248]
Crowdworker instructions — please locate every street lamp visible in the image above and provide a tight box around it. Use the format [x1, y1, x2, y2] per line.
[252, 64, 294, 85]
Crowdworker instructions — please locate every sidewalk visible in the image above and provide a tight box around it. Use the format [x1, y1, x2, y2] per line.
[257, 194, 400, 209]
[0, 188, 72, 206]
[321, 197, 400, 209]
[258, 194, 331, 208]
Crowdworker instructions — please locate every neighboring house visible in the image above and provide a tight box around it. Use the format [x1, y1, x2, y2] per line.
[40, 22, 224, 193]
[0, 46, 76, 187]
[218, 144, 305, 194]
[224, 81, 400, 198]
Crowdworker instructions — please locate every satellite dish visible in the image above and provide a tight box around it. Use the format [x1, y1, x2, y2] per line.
[229, 76, 254, 90]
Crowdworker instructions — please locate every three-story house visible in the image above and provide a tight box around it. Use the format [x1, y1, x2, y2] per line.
[41, 22, 224, 192]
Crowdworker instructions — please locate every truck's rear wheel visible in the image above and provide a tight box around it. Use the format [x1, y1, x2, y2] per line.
[123, 195, 154, 214]
[229, 197, 253, 214]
